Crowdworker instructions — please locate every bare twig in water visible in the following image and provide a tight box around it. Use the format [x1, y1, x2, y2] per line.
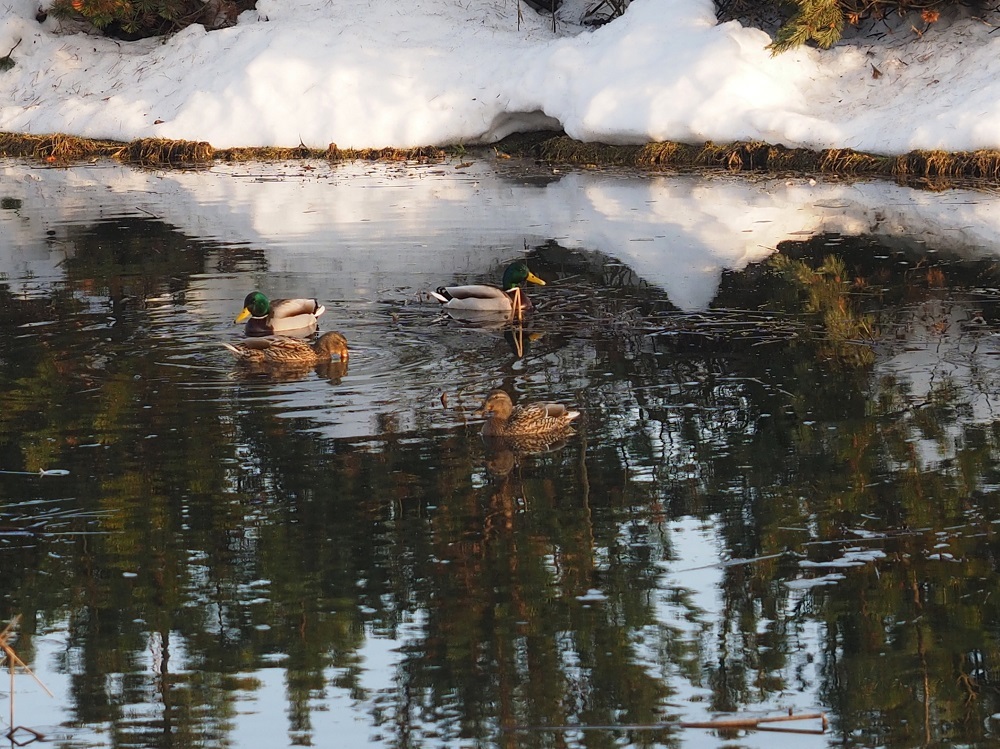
[0, 616, 53, 697]
[0, 615, 53, 744]
[674, 550, 790, 573]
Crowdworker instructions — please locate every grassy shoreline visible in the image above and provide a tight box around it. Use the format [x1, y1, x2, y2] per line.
[3, 130, 999, 188]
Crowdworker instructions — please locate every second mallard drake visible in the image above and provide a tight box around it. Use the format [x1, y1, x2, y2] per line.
[430, 261, 545, 319]
[476, 389, 579, 437]
[223, 331, 349, 365]
[235, 292, 326, 336]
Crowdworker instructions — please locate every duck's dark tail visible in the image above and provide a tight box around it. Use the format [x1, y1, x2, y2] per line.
[430, 287, 452, 303]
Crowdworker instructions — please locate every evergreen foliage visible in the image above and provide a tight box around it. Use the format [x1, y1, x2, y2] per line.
[719, 0, 957, 53]
[769, 0, 845, 52]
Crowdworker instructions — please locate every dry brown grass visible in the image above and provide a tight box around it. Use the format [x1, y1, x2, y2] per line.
[636, 141, 689, 165]
[0, 132, 450, 166]
[495, 133, 1000, 187]
[123, 138, 214, 164]
[0, 132, 123, 161]
[818, 149, 887, 173]
[218, 145, 323, 161]
[530, 138, 642, 166]
[4, 131, 1000, 188]
[207, 143, 449, 162]
[324, 144, 449, 162]
[0, 132, 210, 165]
[893, 149, 1000, 182]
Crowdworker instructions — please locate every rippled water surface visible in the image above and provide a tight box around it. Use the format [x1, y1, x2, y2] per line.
[4, 158, 1000, 748]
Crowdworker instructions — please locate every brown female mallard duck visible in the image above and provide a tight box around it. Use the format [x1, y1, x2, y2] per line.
[430, 261, 545, 320]
[235, 292, 326, 336]
[223, 331, 349, 365]
[476, 389, 579, 437]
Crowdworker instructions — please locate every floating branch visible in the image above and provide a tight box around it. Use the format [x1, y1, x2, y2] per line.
[681, 711, 828, 733]
[0, 468, 70, 477]
[505, 710, 828, 734]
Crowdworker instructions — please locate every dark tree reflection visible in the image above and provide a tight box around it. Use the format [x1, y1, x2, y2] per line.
[3, 226, 1000, 747]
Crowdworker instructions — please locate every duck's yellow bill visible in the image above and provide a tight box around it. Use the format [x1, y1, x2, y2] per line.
[235, 308, 252, 324]
[526, 271, 546, 286]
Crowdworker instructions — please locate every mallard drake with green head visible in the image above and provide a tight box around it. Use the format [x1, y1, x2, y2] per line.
[235, 292, 326, 336]
[223, 331, 349, 365]
[476, 389, 579, 438]
[431, 261, 545, 319]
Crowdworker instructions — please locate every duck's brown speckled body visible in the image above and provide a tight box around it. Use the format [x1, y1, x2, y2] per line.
[476, 389, 579, 438]
[223, 331, 348, 365]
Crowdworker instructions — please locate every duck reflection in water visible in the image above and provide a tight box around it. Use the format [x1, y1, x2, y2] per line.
[223, 330, 349, 383]
[432, 315, 541, 358]
[482, 433, 572, 479]
[477, 397, 579, 536]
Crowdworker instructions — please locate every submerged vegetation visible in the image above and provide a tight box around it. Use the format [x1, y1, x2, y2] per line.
[769, 253, 876, 367]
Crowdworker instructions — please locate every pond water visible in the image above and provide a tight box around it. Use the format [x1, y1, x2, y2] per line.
[3, 157, 1000, 748]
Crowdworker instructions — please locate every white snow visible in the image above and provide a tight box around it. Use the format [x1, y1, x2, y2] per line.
[1, 0, 998, 153]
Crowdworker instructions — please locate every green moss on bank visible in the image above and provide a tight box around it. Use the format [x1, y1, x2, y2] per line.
[3, 130, 1000, 188]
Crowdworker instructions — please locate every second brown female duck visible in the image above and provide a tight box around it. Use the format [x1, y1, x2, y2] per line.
[223, 331, 349, 365]
[476, 389, 579, 437]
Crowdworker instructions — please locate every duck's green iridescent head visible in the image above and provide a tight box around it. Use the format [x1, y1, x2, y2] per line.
[502, 262, 545, 291]
[235, 291, 271, 323]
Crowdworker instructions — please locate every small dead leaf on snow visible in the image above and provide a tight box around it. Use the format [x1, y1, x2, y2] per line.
[0, 38, 21, 72]
[871, 64, 881, 79]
